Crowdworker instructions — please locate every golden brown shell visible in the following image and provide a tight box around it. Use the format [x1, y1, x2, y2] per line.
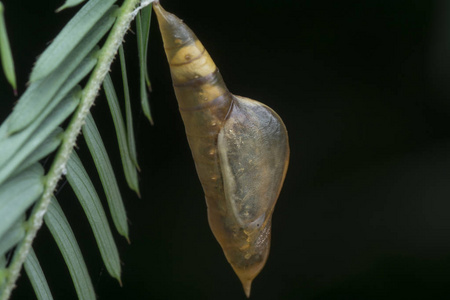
[154, 3, 289, 297]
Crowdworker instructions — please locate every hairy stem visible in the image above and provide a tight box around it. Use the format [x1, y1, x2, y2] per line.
[0, 0, 145, 298]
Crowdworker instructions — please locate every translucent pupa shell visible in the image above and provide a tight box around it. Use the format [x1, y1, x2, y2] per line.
[154, 2, 289, 297]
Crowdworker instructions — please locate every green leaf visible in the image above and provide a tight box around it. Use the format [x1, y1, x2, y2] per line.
[0, 164, 44, 240]
[0, 45, 96, 143]
[56, 0, 87, 13]
[136, 12, 154, 125]
[82, 113, 129, 239]
[103, 74, 140, 196]
[24, 248, 54, 300]
[7, 6, 116, 134]
[50, 46, 98, 107]
[119, 46, 139, 169]
[0, 43, 95, 143]
[0, 82, 81, 173]
[44, 197, 95, 300]
[10, 128, 63, 178]
[66, 152, 122, 281]
[0, 265, 5, 288]
[0, 216, 25, 257]
[31, 0, 116, 82]
[0, 2, 17, 92]
[0, 92, 80, 186]
[140, 4, 153, 91]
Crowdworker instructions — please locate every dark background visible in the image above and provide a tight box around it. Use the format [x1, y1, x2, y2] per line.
[2, 0, 450, 299]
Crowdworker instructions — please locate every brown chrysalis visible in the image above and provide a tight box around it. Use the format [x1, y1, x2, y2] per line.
[154, 2, 289, 297]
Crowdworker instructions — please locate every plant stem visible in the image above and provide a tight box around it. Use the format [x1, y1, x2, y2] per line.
[0, 0, 143, 298]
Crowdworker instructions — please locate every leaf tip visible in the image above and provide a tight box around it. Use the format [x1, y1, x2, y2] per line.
[6, 115, 23, 135]
[135, 188, 141, 199]
[144, 111, 154, 126]
[145, 78, 152, 92]
[55, 5, 66, 13]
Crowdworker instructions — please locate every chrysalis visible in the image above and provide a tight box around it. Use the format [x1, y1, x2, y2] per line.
[154, 2, 289, 297]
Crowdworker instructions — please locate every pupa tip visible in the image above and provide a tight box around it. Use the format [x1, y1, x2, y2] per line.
[242, 279, 252, 298]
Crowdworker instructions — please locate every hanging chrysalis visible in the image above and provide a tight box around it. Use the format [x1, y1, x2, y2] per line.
[153, 2, 289, 297]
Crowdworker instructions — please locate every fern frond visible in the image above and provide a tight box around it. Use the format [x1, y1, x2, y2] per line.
[44, 197, 96, 300]
[0, 0, 152, 299]
[103, 74, 140, 196]
[0, 165, 44, 240]
[30, 0, 116, 83]
[0, 216, 24, 258]
[0, 91, 80, 185]
[82, 113, 130, 239]
[119, 45, 140, 169]
[24, 248, 53, 300]
[7, 6, 116, 134]
[11, 128, 63, 177]
[66, 151, 122, 282]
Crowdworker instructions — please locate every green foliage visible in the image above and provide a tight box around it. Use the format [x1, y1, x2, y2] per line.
[120, 46, 140, 169]
[66, 151, 122, 281]
[0, 165, 44, 240]
[8, 6, 116, 134]
[30, 0, 116, 83]
[56, 0, 87, 13]
[0, 2, 16, 93]
[0, 0, 155, 299]
[44, 197, 96, 300]
[24, 248, 54, 300]
[0, 92, 81, 185]
[136, 8, 154, 125]
[103, 74, 141, 196]
[82, 113, 130, 239]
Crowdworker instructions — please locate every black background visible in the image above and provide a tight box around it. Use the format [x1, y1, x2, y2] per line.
[2, 0, 450, 299]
